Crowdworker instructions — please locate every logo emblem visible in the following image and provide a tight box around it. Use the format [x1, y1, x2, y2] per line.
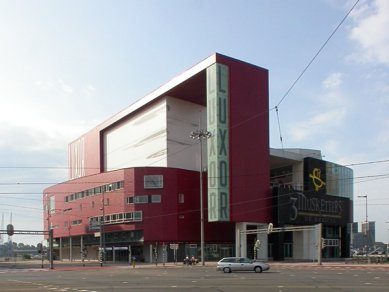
[309, 168, 326, 192]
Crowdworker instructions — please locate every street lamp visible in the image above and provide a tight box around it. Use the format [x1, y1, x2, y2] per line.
[358, 195, 368, 253]
[385, 222, 389, 257]
[190, 127, 211, 266]
[99, 191, 106, 267]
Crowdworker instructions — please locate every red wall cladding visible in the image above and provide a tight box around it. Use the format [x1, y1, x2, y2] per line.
[215, 54, 271, 223]
[43, 167, 234, 243]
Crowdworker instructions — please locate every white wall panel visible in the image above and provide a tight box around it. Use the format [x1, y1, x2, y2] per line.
[166, 97, 206, 172]
[104, 97, 205, 172]
[104, 99, 167, 171]
[69, 137, 85, 179]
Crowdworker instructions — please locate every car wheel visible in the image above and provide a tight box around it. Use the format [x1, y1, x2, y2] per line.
[223, 267, 231, 273]
[254, 266, 262, 273]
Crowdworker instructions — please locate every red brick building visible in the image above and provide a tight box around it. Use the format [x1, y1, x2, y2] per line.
[43, 53, 271, 262]
[43, 53, 353, 263]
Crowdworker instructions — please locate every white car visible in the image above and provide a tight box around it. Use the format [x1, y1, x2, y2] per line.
[217, 257, 270, 273]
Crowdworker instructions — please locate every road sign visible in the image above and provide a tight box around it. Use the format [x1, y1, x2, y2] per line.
[169, 243, 179, 250]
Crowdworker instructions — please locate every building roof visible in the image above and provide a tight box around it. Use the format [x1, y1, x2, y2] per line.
[270, 148, 322, 169]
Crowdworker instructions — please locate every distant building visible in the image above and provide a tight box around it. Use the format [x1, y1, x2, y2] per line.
[351, 221, 376, 251]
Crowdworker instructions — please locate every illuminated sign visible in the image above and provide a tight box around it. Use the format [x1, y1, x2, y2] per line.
[207, 63, 229, 222]
[277, 189, 350, 226]
[304, 158, 326, 195]
[309, 168, 326, 192]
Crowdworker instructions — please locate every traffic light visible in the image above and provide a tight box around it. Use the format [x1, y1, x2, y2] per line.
[321, 238, 326, 249]
[267, 223, 273, 234]
[6, 224, 14, 236]
[37, 243, 43, 254]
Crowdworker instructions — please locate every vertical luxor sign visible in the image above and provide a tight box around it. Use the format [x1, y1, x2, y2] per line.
[207, 63, 229, 222]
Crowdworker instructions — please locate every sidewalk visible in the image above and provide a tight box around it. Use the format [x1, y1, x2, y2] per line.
[2, 259, 389, 271]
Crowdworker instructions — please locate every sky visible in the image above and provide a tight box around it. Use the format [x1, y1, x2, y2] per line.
[0, 0, 388, 246]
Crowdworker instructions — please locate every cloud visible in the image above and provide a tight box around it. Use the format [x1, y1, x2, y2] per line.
[288, 108, 347, 141]
[287, 71, 350, 143]
[58, 79, 74, 96]
[322, 72, 343, 89]
[83, 84, 96, 98]
[349, 0, 389, 65]
[35, 79, 74, 96]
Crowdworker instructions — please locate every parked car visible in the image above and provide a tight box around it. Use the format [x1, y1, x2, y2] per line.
[217, 257, 270, 273]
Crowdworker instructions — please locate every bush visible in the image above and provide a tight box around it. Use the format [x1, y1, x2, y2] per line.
[22, 254, 31, 260]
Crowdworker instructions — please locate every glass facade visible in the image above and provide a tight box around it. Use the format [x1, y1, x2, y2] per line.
[326, 162, 353, 200]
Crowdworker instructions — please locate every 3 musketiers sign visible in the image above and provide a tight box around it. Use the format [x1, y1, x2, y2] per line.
[278, 189, 350, 226]
[277, 157, 350, 226]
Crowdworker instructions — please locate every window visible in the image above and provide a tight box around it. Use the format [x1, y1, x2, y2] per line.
[88, 211, 142, 228]
[134, 211, 142, 221]
[94, 186, 101, 195]
[179, 193, 185, 204]
[134, 195, 148, 204]
[144, 175, 163, 189]
[71, 220, 82, 226]
[151, 195, 161, 203]
[126, 196, 134, 204]
[49, 196, 55, 213]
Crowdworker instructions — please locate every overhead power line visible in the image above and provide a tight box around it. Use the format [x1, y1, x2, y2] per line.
[275, 0, 360, 108]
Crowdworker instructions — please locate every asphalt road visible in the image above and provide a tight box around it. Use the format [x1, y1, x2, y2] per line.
[0, 263, 388, 291]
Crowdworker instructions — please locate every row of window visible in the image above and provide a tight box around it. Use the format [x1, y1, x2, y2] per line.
[125, 193, 186, 204]
[89, 211, 143, 229]
[64, 181, 124, 203]
[51, 219, 82, 229]
[126, 194, 161, 204]
[63, 175, 164, 203]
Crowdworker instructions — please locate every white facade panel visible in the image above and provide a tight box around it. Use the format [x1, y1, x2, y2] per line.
[69, 136, 85, 179]
[166, 97, 206, 172]
[293, 230, 317, 260]
[104, 99, 168, 171]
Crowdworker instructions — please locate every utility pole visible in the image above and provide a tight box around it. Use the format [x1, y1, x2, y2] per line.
[99, 191, 106, 267]
[190, 117, 211, 266]
[358, 195, 368, 254]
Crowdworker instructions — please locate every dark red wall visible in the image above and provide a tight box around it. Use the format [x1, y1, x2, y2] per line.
[216, 54, 271, 223]
[44, 167, 234, 243]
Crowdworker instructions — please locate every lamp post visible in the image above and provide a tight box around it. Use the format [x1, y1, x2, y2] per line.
[358, 195, 368, 254]
[99, 191, 106, 267]
[385, 222, 389, 257]
[190, 127, 211, 266]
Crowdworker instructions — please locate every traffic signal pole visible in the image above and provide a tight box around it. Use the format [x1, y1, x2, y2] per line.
[49, 229, 54, 269]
